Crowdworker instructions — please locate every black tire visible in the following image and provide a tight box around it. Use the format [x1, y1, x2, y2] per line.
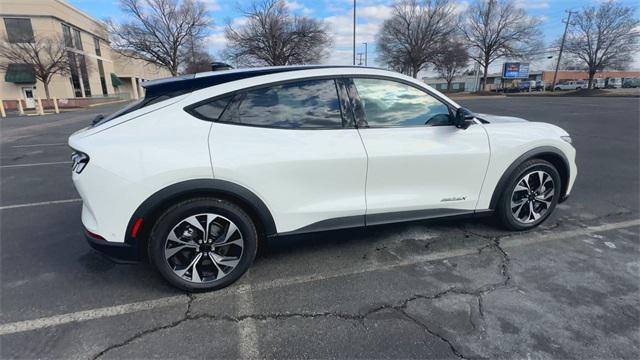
[496, 159, 561, 231]
[148, 197, 258, 292]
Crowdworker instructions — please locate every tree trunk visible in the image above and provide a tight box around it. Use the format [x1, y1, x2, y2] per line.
[482, 63, 489, 91]
[446, 80, 452, 92]
[588, 69, 596, 89]
[44, 82, 51, 99]
[412, 65, 420, 79]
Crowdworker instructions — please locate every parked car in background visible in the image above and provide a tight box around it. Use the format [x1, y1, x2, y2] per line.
[605, 77, 622, 88]
[517, 80, 544, 92]
[587, 78, 605, 89]
[622, 78, 640, 88]
[518, 80, 534, 92]
[554, 80, 585, 91]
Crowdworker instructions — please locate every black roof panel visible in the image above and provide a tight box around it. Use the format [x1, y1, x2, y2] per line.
[141, 65, 365, 98]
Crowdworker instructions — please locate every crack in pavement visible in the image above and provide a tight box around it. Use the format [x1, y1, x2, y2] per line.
[92, 295, 196, 360]
[91, 239, 515, 360]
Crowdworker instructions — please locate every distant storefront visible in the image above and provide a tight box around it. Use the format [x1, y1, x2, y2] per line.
[424, 70, 640, 92]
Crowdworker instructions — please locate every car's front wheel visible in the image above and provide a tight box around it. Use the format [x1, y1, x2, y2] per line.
[496, 159, 561, 231]
[149, 198, 258, 291]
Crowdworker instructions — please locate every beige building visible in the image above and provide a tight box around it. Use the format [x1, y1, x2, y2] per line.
[0, 0, 171, 108]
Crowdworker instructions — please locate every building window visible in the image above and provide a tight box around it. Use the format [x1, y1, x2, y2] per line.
[93, 37, 101, 56]
[73, 29, 83, 50]
[4, 18, 34, 43]
[97, 60, 107, 96]
[67, 52, 82, 97]
[78, 54, 91, 97]
[62, 24, 72, 47]
[94, 37, 107, 95]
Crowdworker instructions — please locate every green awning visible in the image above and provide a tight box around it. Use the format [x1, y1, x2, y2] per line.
[110, 73, 123, 87]
[5, 64, 35, 84]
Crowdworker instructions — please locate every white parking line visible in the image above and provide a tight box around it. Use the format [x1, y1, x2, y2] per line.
[0, 218, 638, 336]
[0, 198, 81, 210]
[0, 161, 71, 168]
[237, 282, 260, 359]
[12, 143, 68, 148]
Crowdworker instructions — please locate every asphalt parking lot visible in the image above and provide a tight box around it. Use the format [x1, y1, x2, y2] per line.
[1, 97, 639, 359]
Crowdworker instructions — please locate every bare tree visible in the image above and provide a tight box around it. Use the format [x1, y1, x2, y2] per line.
[224, 0, 331, 66]
[563, 1, 640, 89]
[182, 33, 215, 74]
[376, 0, 457, 78]
[107, 0, 211, 76]
[431, 40, 469, 91]
[183, 48, 215, 74]
[0, 35, 69, 99]
[459, 0, 542, 90]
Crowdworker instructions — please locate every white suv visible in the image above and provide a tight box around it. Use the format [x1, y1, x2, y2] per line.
[554, 80, 585, 91]
[69, 66, 577, 291]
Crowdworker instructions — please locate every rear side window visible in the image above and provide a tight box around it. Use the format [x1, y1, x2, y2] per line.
[190, 97, 231, 121]
[220, 79, 344, 129]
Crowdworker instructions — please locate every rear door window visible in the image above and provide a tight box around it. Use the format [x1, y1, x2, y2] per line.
[220, 79, 344, 129]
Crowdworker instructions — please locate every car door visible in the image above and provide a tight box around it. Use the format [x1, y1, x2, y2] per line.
[196, 78, 367, 234]
[348, 77, 491, 225]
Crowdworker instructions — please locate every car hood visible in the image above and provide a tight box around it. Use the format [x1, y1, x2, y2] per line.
[475, 113, 528, 123]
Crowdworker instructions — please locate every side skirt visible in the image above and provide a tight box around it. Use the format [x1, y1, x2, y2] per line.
[275, 209, 494, 237]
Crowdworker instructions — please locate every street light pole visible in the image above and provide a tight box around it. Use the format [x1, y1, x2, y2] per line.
[353, 0, 356, 65]
[552, 10, 574, 92]
[362, 42, 368, 66]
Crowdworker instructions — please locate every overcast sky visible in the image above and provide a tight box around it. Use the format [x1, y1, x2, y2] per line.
[67, 0, 639, 74]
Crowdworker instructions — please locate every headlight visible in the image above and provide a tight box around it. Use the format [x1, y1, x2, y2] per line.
[561, 136, 572, 144]
[71, 151, 89, 174]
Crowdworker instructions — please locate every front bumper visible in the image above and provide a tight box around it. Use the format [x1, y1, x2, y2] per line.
[84, 228, 140, 263]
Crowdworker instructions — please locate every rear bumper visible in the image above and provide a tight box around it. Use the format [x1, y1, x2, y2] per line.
[84, 229, 140, 263]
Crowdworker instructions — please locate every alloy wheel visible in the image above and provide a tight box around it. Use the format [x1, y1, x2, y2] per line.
[510, 170, 555, 224]
[164, 213, 244, 283]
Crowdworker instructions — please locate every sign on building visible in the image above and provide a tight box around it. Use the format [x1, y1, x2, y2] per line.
[503, 62, 530, 79]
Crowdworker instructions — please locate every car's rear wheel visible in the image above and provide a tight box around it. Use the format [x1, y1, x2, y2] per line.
[149, 198, 258, 291]
[496, 159, 561, 231]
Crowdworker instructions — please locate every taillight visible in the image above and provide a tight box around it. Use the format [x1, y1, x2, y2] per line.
[71, 151, 89, 174]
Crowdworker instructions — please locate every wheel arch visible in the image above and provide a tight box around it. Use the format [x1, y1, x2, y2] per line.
[124, 179, 277, 258]
[489, 146, 570, 210]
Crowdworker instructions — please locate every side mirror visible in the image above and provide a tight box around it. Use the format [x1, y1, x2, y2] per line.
[454, 107, 475, 129]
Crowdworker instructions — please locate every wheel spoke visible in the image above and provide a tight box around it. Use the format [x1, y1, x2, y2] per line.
[204, 214, 218, 242]
[215, 238, 243, 248]
[210, 252, 240, 268]
[529, 202, 541, 220]
[184, 215, 205, 234]
[515, 179, 529, 192]
[175, 252, 203, 280]
[167, 231, 197, 247]
[223, 222, 239, 243]
[165, 244, 192, 259]
[208, 253, 226, 280]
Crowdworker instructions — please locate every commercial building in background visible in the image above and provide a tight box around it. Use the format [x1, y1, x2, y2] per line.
[424, 69, 640, 92]
[0, 0, 171, 109]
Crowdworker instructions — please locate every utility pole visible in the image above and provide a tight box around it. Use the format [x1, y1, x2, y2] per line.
[357, 53, 364, 66]
[353, 0, 356, 65]
[552, 10, 573, 92]
[362, 42, 368, 66]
